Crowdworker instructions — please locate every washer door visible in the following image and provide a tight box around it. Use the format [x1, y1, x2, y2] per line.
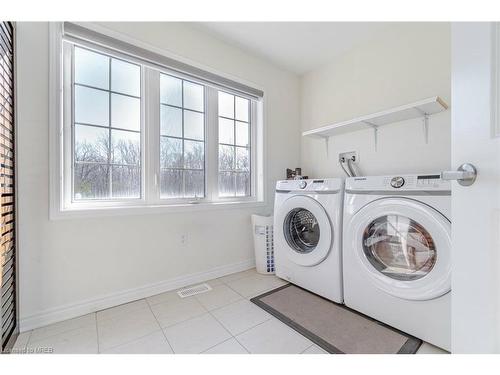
[276, 195, 333, 266]
[347, 197, 451, 300]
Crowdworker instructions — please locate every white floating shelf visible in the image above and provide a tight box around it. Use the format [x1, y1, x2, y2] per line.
[302, 96, 448, 139]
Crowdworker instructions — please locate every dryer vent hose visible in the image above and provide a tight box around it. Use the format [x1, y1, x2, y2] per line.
[339, 158, 352, 177]
[339, 157, 358, 177]
[347, 158, 357, 177]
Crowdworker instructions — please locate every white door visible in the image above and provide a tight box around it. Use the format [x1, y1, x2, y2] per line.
[451, 23, 500, 353]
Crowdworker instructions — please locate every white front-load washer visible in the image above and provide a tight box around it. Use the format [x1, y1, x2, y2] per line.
[343, 174, 451, 351]
[274, 178, 344, 303]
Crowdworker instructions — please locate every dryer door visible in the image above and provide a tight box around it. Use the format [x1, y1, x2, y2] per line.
[347, 197, 451, 300]
[275, 195, 333, 266]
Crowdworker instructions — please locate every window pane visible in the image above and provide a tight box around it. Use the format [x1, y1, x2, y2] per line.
[111, 94, 140, 131]
[235, 147, 249, 171]
[218, 172, 234, 197]
[235, 121, 249, 147]
[185, 170, 204, 198]
[111, 129, 140, 165]
[184, 140, 204, 169]
[160, 168, 182, 198]
[236, 172, 250, 196]
[235, 97, 249, 122]
[111, 165, 140, 198]
[74, 163, 109, 200]
[111, 59, 140, 97]
[183, 81, 204, 112]
[74, 124, 108, 163]
[74, 47, 109, 90]
[75, 85, 109, 126]
[160, 137, 182, 168]
[219, 118, 234, 144]
[160, 105, 182, 137]
[219, 145, 235, 171]
[184, 110, 204, 140]
[218, 91, 234, 118]
[160, 74, 182, 107]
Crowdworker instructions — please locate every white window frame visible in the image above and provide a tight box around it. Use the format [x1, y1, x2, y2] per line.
[49, 23, 266, 219]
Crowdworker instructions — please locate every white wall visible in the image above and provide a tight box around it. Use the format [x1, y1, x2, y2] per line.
[16, 22, 300, 330]
[300, 23, 451, 178]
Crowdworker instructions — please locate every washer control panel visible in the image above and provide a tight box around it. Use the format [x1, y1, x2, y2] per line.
[347, 174, 450, 192]
[416, 174, 442, 187]
[382, 175, 416, 188]
[299, 180, 307, 189]
[390, 176, 405, 188]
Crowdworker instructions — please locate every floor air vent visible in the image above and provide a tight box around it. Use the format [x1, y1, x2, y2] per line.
[176, 283, 212, 298]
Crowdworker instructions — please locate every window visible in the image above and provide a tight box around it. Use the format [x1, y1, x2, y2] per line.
[54, 24, 264, 216]
[73, 47, 142, 200]
[160, 74, 205, 199]
[218, 92, 251, 197]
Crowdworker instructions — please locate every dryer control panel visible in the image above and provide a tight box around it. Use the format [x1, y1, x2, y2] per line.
[346, 174, 450, 192]
[276, 178, 342, 193]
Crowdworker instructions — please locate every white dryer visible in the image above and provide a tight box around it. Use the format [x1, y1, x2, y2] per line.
[274, 178, 343, 303]
[343, 174, 451, 351]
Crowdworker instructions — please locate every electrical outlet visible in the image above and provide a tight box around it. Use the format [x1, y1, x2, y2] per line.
[339, 151, 358, 163]
[180, 234, 188, 247]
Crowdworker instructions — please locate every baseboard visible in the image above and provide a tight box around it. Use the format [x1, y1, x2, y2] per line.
[20, 258, 255, 332]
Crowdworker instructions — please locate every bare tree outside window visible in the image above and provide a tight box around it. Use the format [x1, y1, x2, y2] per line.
[159, 73, 205, 199]
[72, 47, 141, 200]
[218, 91, 251, 197]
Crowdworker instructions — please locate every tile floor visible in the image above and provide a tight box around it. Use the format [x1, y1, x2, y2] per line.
[11, 268, 448, 354]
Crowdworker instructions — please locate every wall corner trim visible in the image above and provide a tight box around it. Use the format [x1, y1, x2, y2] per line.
[19, 258, 255, 332]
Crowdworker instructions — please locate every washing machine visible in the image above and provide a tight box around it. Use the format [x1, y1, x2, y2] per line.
[274, 178, 344, 303]
[343, 174, 451, 351]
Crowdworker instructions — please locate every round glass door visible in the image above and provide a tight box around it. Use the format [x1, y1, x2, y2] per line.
[275, 195, 332, 266]
[284, 208, 321, 254]
[346, 197, 451, 300]
[362, 215, 437, 281]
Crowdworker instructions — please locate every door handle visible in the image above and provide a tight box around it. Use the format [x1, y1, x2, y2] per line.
[441, 163, 477, 186]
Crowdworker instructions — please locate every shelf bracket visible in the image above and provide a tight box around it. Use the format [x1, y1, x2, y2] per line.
[363, 121, 379, 152]
[423, 114, 429, 144]
[324, 136, 329, 157]
[415, 107, 430, 144]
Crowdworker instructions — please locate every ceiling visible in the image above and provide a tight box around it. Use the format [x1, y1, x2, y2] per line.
[193, 22, 393, 75]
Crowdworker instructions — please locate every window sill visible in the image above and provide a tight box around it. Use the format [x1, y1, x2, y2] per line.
[50, 199, 268, 220]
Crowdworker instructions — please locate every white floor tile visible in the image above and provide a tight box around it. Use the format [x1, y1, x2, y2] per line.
[236, 318, 312, 354]
[203, 338, 248, 354]
[10, 331, 32, 354]
[302, 344, 328, 354]
[97, 307, 160, 351]
[150, 297, 206, 328]
[225, 274, 287, 298]
[146, 290, 182, 306]
[97, 299, 150, 322]
[211, 299, 271, 335]
[217, 268, 258, 284]
[164, 313, 231, 353]
[195, 284, 242, 311]
[30, 313, 95, 342]
[102, 330, 173, 354]
[416, 342, 450, 354]
[27, 326, 98, 354]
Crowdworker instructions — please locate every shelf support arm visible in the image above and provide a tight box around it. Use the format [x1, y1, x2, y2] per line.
[423, 114, 429, 144]
[415, 108, 430, 144]
[363, 121, 379, 152]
